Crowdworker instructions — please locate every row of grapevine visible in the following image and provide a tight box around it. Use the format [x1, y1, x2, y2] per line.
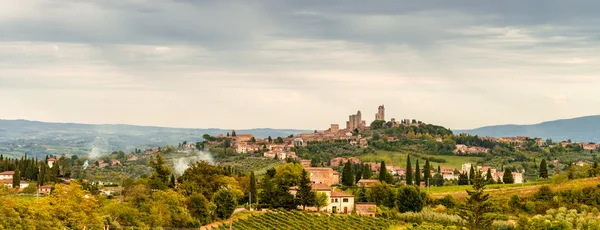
[211, 211, 399, 230]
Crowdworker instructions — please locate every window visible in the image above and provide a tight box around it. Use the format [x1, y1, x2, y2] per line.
[334, 198, 338, 202]
[343, 198, 348, 203]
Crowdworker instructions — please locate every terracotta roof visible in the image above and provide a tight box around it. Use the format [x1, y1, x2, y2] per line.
[0, 171, 14, 175]
[0, 179, 12, 184]
[330, 190, 354, 198]
[305, 167, 333, 171]
[39, 185, 52, 189]
[48, 158, 57, 162]
[290, 183, 331, 191]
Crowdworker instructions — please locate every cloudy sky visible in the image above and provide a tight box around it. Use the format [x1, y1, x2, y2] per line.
[1, 0, 599, 130]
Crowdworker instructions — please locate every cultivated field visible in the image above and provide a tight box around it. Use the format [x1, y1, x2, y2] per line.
[358, 150, 482, 169]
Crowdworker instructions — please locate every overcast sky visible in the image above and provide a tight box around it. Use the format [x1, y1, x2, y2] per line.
[1, 0, 599, 130]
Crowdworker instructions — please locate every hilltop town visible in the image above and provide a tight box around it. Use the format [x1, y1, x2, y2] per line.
[1, 105, 600, 229]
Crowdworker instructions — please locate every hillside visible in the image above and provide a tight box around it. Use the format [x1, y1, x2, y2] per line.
[455, 115, 600, 142]
[0, 119, 310, 158]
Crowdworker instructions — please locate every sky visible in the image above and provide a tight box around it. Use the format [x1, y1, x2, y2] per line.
[1, 0, 600, 130]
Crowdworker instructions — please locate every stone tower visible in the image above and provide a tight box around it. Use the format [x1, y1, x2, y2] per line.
[375, 105, 385, 121]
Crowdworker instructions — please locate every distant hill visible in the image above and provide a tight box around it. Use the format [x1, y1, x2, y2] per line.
[0, 119, 311, 158]
[455, 115, 600, 143]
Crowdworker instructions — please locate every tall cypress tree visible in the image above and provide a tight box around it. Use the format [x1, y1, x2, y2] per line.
[379, 161, 388, 183]
[362, 164, 373, 179]
[503, 168, 514, 184]
[414, 160, 421, 186]
[12, 169, 20, 188]
[486, 168, 494, 184]
[342, 161, 355, 186]
[406, 156, 413, 185]
[424, 160, 432, 187]
[250, 171, 257, 203]
[539, 159, 548, 179]
[469, 165, 475, 185]
[355, 163, 363, 184]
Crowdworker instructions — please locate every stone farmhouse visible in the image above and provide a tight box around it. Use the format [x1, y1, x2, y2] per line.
[289, 183, 357, 214]
[305, 167, 340, 186]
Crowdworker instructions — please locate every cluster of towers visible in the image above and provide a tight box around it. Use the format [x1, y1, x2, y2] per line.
[345, 105, 385, 130]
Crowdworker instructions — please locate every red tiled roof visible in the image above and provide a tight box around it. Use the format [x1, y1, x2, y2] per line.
[0, 171, 14, 175]
[48, 158, 57, 162]
[0, 179, 12, 184]
[39, 185, 52, 189]
[330, 190, 354, 198]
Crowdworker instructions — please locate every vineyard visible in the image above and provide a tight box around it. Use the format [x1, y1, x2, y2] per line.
[210, 211, 399, 230]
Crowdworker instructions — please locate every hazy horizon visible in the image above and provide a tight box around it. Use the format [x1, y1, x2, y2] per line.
[2, 0, 600, 130]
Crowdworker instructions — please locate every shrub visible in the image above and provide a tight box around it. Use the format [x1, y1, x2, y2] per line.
[437, 195, 456, 209]
[508, 195, 521, 210]
[524, 201, 536, 214]
[533, 185, 553, 201]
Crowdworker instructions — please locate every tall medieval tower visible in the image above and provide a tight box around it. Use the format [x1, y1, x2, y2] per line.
[375, 105, 385, 121]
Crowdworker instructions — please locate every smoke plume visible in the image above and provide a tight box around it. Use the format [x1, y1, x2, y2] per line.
[173, 150, 214, 175]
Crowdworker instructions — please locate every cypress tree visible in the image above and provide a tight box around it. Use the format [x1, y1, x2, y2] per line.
[342, 161, 355, 186]
[438, 165, 441, 174]
[12, 169, 20, 188]
[415, 160, 421, 186]
[486, 168, 494, 184]
[503, 168, 514, 184]
[469, 165, 475, 185]
[250, 171, 257, 203]
[406, 155, 413, 185]
[362, 164, 373, 179]
[424, 160, 432, 187]
[355, 163, 363, 184]
[539, 159, 548, 179]
[379, 161, 388, 183]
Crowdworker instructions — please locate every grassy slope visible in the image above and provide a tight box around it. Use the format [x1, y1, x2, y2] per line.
[429, 177, 600, 200]
[358, 150, 482, 169]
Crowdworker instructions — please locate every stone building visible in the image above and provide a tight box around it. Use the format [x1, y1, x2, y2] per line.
[305, 167, 340, 186]
[375, 105, 385, 121]
[330, 124, 340, 133]
[346, 111, 365, 131]
[355, 203, 377, 217]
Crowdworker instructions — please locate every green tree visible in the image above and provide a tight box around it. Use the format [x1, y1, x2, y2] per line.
[370, 120, 385, 130]
[367, 182, 396, 208]
[188, 194, 211, 225]
[433, 173, 444, 186]
[594, 159, 599, 177]
[458, 170, 496, 230]
[249, 171, 257, 203]
[503, 168, 514, 184]
[214, 189, 237, 220]
[362, 164, 373, 179]
[379, 161, 391, 183]
[12, 169, 20, 188]
[358, 186, 368, 202]
[149, 153, 172, 190]
[372, 133, 381, 141]
[296, 170, 316, 210]
[539, 159, 548, 179]
[396, 186, 425, 213]
[423, 159, 431, 187]
[415, 160, 421, 186]
[342, 161, 355, 186]
[406, 155, 413, 185]
[469, 165, 475, 185]
[485, 168, 494, 184]
[314, 192, 328, 212]
[458, 173, 469, 185]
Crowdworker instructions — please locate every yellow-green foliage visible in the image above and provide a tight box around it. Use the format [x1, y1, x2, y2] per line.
[518, 207, 600, 229]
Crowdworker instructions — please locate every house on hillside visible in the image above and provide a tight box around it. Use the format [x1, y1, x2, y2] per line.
[355, 203, 377, 217]
[0, 171, 14, 180]
[305, 167, 340, 186]
[47, 158, 57, 168]
[38, 185, 52, 195]
[289, 184, 356, 214]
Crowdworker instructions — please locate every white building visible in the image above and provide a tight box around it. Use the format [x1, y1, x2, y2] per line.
[0, 171, 14, 180]
[289, 184, 355, 214]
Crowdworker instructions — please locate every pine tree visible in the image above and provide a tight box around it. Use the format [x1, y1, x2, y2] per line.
[12, 169, 20, 188]
[415, 160, 421, 186]
[362, 164, 373, 179]
[297, 170, 315, 210]
[379, 161, 388, 183]
[459, 170, 496, 230]
[405, 156, 413, 185]
[503, 168, 514, 184]
[424, 159, 431, 187]
[342, 161, 355, 186]
[539, 159, 548, 179]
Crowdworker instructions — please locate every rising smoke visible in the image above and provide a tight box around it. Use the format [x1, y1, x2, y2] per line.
[173, 150, 214, 175]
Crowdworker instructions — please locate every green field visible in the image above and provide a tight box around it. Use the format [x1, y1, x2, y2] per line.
[208, 211, 399, 230]
[357, 150, 482, 169]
